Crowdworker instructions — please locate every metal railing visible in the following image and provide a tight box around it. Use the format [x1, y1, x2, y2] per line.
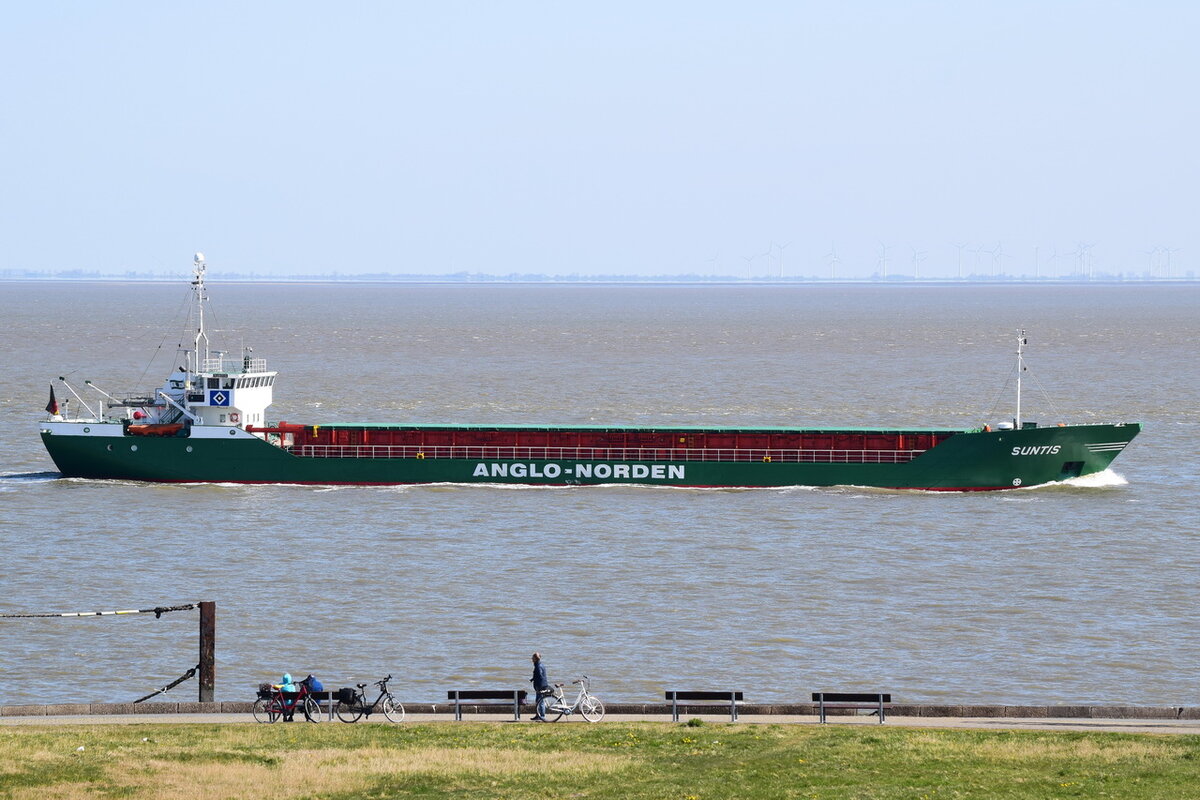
[201, 356, 268, 374]
[288, 444, 925, 465]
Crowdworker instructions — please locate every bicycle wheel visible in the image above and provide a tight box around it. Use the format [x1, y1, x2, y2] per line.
[382, 694, 406, 723]
[252, 697, 278, 723]
[302, 695, 323, 722]
[580, 694, 605, 722]
[335, 700, 363, 723]
[544, 693, 566, 722]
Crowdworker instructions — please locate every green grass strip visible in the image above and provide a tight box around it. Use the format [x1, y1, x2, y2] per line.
[2, 721, 1197, 799]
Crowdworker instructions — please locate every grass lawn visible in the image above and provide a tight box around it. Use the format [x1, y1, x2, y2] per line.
[2, 721, 1197, 799]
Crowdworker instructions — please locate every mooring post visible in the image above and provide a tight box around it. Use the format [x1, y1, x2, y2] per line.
[199, 601, 215, 703]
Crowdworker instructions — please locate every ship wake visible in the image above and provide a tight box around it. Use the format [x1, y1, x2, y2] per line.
[1021, 469, 1129, 491]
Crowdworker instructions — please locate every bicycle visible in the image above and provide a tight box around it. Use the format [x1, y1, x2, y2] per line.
[252, 682, 322, 723]
[334, 674, 406, 723]
[543, 676, 605, 722]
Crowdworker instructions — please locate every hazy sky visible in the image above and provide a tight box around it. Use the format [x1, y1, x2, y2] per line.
[3, 2, 1195, 278]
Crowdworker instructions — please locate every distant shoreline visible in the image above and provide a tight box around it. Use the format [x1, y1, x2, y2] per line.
[2, 276, 1197, 286]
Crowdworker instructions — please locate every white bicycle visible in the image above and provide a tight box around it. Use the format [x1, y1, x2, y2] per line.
[543, 676, 605, 722]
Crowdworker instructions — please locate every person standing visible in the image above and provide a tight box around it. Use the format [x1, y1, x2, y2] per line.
[530, 652, 550, 721]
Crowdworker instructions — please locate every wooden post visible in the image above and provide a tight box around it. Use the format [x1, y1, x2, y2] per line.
[199, 601, 215, 703]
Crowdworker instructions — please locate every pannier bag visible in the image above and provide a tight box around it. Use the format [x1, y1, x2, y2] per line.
[336, 687, 357, 704]
[257, 682, 274, 699]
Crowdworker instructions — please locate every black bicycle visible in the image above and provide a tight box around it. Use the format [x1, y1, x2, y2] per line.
[334, 674, 405, 723]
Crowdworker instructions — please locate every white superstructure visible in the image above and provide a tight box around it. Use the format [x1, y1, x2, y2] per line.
[46, 253, 276, 432]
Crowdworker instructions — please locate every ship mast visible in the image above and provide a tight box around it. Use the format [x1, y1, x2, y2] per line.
[191, 252, 210, 373]
[1015, 329, 1027, 429]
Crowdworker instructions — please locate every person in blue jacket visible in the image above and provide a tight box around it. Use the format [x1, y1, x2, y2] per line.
[276, 673, 298, 721]
[530, 652, 550, 721]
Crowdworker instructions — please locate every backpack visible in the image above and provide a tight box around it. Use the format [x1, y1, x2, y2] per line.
[302, 674, 324, 692]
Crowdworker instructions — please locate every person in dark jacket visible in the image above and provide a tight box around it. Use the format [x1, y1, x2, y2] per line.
[530, 652, 550, 721]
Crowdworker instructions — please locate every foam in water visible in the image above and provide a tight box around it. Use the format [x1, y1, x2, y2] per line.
[1017, 469, 1128, 491]
[1059, 469, 1128, 488]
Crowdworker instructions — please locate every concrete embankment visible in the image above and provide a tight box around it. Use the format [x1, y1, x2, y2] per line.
[4, 702, 1199, 721]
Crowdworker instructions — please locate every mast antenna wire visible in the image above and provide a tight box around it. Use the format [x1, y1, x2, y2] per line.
[984, 358, 1019, 423]
[132, 279, 195, 392]
[981, 335, 1065, 425]
[1026, 366, 1067, 423]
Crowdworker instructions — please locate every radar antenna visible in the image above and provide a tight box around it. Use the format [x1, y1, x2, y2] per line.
[1015, 329, 1027, 428]
[191, 252, 209, 372]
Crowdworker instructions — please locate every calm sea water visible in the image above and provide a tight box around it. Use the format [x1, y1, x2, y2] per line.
[1, 282, 1196, 707]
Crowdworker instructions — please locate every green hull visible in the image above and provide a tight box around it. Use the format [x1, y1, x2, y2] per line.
[40, 422, 1139, 491]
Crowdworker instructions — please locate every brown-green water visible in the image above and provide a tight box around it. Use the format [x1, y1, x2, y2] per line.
[1, 282, 1195, 706]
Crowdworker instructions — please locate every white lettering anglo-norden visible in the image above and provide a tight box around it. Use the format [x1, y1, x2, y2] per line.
[472, 461, 686, 481]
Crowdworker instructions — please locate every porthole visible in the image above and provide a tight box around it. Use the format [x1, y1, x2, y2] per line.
[229, 429, 237, 436]
[186, 445, 193, 453]
[106, 444, 113, 452]
[130, 445, 138, 452]
[83, 427, 91, 433]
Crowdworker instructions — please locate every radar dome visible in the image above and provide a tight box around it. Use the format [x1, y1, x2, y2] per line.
[194, 252, 205, 263]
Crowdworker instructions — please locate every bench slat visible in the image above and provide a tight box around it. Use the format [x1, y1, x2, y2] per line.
[447, 689, 528, 722]
[667, 691, 744, 701]
[448, 690, 529, 701]
[812, 692, 891, 724]
[665, 690, 744, 722]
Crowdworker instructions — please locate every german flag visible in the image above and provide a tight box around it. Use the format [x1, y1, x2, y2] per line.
[45, 384, 59, 415]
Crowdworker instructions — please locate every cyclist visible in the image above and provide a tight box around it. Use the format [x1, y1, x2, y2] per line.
[530, 652, 551, 722]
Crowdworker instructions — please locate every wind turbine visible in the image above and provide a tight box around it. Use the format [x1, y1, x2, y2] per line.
[1080, 242, 1096, 279]
[970, 244, 985, 277]
[1165, 247, 1181, 279]
[776, 242, 790, 278]
[824, 246, 840, 281]
[952, 242, 967, 280]
[1143, 247, 1160, 278]
[1071, 242, 1089, 278]
[761, 243, 775, 279]
[982, 243, 999, 278]
[877, 241, 890, 276]
[911, 247, 926, 281]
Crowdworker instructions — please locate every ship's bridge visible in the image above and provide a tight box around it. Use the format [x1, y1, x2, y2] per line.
[184, 353, 276, 429]
[139, 352, 276, 430]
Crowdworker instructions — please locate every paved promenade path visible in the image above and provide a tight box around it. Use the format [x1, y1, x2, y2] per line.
[4, 712, 1200, 735]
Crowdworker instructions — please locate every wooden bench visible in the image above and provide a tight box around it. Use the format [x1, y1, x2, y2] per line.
[447, 689, 529, 721]
[812, 692, 891, 723]
[666, 691, 744, 722]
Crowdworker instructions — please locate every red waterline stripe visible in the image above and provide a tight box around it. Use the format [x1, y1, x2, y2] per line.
[99, 477, 1014, 491]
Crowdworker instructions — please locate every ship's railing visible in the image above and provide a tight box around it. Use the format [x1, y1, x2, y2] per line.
[289, 444, 924, 465]
[201, 356, 267, 374]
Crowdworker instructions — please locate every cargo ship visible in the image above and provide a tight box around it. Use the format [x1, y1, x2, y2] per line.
[38, 255, 1139, 491]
